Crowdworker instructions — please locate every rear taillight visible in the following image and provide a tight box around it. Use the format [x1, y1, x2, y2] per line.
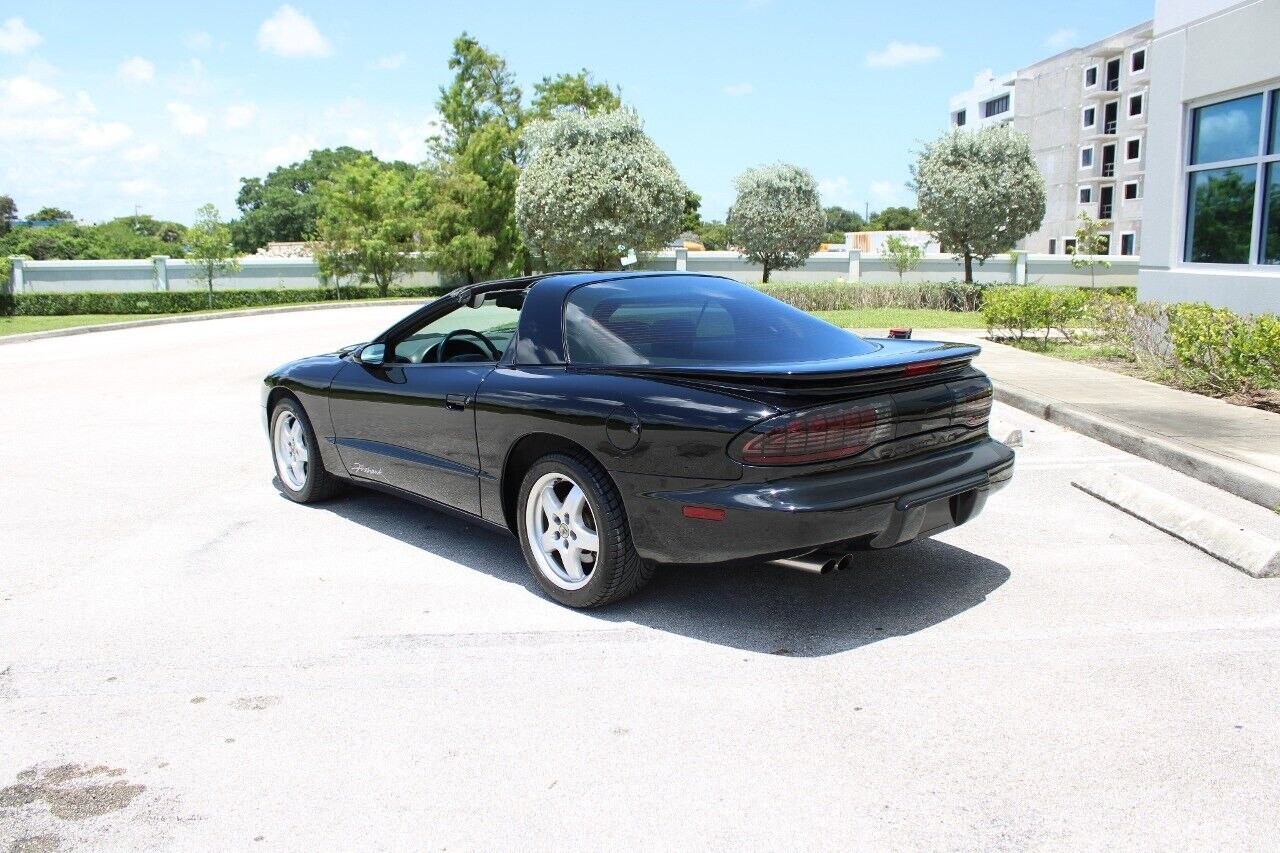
[952, 380, 993, 427]
[736, 399, 894, 465]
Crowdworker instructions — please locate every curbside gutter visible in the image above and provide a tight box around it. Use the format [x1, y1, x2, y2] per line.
[1073, 471, 1280, 578]
[994, 384, 1280, 511]
[0, 299, 429, 346]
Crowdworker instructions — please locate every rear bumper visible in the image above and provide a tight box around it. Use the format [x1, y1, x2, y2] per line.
[616, 437, 1014, 566]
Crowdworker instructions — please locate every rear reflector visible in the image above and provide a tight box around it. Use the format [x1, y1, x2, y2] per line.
[682, 505, 726, 521]
[736, 399, 895, 466]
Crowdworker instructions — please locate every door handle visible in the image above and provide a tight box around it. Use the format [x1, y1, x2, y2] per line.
[445, 394, 469, 411]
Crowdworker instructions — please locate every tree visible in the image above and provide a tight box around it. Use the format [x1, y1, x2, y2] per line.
[529, 69, 621, 120]
[435, 33, 524, 158]
[187, 204, 241, 309]
[883, 234, 924, 282]
[823, 205, 865, 242]
[516, 110, 685, 270]
[868, 206, 924, 232]
[315, 157, 422, 296]
[727, 163, 825, 283]
[0, 195, 16, 235]
[1070, 211, 1113, 287]
[698, 220, 732, 251]
[912, 125, 1045, 283]
[681, 190, 703, 234]
[230, 147, 407, 252]
[29, 207, 74, 223]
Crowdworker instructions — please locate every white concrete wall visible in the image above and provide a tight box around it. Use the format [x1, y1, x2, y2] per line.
[9, 256, 443, 294]
[10, 250, 1139, 293]
[1139, 0, 1280, 314]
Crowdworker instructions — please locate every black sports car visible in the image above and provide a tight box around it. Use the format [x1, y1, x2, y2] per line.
[263, 271, 1013, 607]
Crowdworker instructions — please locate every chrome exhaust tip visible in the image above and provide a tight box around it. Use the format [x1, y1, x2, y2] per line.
[836, 553, 854, 571]
[768, 553, 834, 574]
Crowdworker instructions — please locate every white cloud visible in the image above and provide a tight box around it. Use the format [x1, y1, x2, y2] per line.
[0, 76, 63, 111]
[225, 102, 259, 129]
[864, 41, 942, 68]
[260, 133, 318, 170]
[117, 57, 155, 84]
[1045, 27, 1078, 50]
[257, 5, 332, 59]
[78, 121, 132, 150]
[122, 142, 160, 163]
[818, 176, 855, 207]
[166, 101, 209, 135]
[870, 180, 898, 198]
[118, 178, 163, 199]
[372, 53, 405, 71]
[0, 17, 42, 55]
[723, 82, 753, 97]
[184, 31, 213, 51]
[384, 115, 443, 163]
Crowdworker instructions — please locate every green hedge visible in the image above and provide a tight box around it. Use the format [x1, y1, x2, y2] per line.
[13, 285, 450, 316]
[758, 282, 987, 312]
[1167, 303, 1280, 394]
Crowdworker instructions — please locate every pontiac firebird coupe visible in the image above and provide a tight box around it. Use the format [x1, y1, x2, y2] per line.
[262, 271, 1014, 608]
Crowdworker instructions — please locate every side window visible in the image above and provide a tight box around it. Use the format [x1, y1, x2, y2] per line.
[392, 291, 523, 364]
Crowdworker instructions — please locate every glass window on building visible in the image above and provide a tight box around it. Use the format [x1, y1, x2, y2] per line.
[1184, 89, 1280, 264]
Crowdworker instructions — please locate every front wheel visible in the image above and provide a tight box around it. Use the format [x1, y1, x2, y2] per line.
[270, 398, 342, 503]
[516, 452, 653, 608]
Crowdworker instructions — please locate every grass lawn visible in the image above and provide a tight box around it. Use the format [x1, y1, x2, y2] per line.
[812, 308, 986, 330]
[0, 314, 157, 336]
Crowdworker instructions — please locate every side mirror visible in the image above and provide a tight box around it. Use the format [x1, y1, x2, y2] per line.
[358, 343, 387, 365]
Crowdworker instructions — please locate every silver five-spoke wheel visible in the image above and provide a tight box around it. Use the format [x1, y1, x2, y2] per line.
[524, 472, 600, 590]
[273, 409, 309, 491]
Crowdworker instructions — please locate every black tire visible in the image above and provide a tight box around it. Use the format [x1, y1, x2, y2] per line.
[270, 397, 343, 503]
[516, 451, 654, 608]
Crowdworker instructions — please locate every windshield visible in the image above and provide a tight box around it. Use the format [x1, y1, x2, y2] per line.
[564, 276, 878, 366]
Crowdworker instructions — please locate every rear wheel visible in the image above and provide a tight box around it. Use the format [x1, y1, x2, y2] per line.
[270, 398, 342, 503]
[516, 452, 653, 608]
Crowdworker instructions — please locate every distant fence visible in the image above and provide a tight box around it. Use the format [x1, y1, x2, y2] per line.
[7, 249, 1137, 294]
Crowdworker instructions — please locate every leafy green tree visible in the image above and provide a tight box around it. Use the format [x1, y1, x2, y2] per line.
[516, 110, 686, 270]
[187, 204, 241, 309]
[681, 190, 703, 234]
[823, 205, 865, 242]
[869, 206, 924, 231]
[29, 207, 74, 223]
[419, 123, 521, 284]
[912, 125, 1045, 283]
[435, 32, 524, 158]
[1069, 211, 1113, 286]
[883, 234, 924, 282]
[230, 147, 408, 252]
[529, 69, 621, 120]
[0, 195, 16, 236]
[316, 157, 423, 296]
[697, 220, 732, 250]
[728, 163, 825, 283]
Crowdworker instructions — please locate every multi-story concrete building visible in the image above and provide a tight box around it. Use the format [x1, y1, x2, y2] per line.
[1138, 0, 1280, 315]
[951, 22, 1154, 257]
[948, 69, 1017, 132]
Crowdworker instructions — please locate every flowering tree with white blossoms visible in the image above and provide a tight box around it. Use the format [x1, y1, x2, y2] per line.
[515, 110, 686, 270]
[727, 163, 825, 283]
[912, 124, 1045, 283]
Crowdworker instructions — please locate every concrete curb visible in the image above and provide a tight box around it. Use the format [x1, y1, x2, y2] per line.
[995, 383, 1280, 510]
[0, 299, 430, 346]
[1073, 471, 1280, 578]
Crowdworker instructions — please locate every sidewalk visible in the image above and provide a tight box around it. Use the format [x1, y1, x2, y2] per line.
[881, 329, 1280, 509]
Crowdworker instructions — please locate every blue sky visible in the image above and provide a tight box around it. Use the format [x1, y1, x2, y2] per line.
[0, 0, 1153, 225]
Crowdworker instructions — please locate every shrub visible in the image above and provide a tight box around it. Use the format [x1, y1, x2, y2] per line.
[758, 282, 983, 312]
[1166, 303, 1280, 395]
[982, 286, 1090, 343]
[13, 285, 448, 316]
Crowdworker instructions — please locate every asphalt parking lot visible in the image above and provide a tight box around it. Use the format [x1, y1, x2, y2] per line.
[3, 305, 1280, 851]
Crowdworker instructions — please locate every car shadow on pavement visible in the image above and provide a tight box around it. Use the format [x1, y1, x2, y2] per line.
[313, 487, 1011, 658]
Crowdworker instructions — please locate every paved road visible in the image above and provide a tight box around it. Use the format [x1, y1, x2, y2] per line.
[3, 307, 1279, 851]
